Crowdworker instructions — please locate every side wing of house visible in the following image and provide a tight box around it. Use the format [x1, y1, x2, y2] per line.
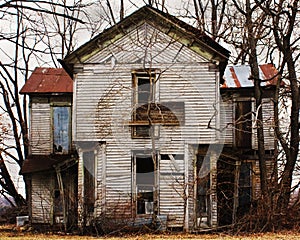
[20, 68, 78, 228]
[218, 64, 278, 222]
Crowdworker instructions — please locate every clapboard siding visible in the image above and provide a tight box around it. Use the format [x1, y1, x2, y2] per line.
[87, 23, 207, 65]
[159, 154, 185, 227]
[220, 97, 275, 149]
[220, 99, 234, 144]
[74, 63, 218, 143]
[31, 173, 53, 223]
[253, 99, 275, 150]
[30, 99, 51, 155]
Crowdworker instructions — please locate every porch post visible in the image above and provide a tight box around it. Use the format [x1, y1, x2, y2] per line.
[210, 150, 218, 228]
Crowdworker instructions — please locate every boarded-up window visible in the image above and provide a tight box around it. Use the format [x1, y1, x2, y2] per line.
[53, 106, 71, 153]
[83, 151, 95, 213]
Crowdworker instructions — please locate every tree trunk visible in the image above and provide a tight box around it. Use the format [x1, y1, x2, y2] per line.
[0, 155, 26, 207]
[245, 0, 268, 196]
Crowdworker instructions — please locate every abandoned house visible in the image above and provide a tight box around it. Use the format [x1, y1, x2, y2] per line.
[20, 6, 279, 231]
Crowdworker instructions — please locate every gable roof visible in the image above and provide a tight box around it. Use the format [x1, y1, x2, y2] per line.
[63, 5, 230, 71]
[221, 63, 279, 88]
[20, 67, 73, 94]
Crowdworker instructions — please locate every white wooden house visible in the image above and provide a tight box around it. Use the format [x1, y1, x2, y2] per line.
[20, 6, 279, 232]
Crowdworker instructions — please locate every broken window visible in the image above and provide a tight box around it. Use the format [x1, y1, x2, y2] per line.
[132, 70, 159, 138]
[133, 153, 156, 214]
[83, 151, 95, 214]
[53, 106, 71, 154]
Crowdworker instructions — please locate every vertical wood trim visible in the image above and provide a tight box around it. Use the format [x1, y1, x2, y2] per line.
[184, 142, 189, 231]
[93, 148, 98, 218]
[73, 73, 78, 141]
[215, 71, 220, 141]
[77, 149, 84, 228]
[102, 143, 106, 213]
[233, 161, 241, 224]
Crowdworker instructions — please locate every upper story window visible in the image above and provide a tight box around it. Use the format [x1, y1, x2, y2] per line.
[132, 70, 159, 138]
[234, 99, 253, 148]
[52, 105, 71, 154]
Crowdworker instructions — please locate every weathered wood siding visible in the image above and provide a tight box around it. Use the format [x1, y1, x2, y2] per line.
[74, 23, 221, 228]
[159, 153, 185, 227]
[31, 173, 54, 224]
[220, 97, 275, 150]
[253, 99, 275, 150]
[220, 99, 234, 145]
[30, 98, 51, 155]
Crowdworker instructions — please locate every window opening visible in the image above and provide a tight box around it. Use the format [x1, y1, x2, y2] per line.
[196, 155, 210, 216]
[53, 106, 70, 153]
[238, 162, 252, 215]
[135, 155, 155, 214]
[132, 71, 157, 138]
[235, 100, 252, 148]
[83, 151, 95, 213]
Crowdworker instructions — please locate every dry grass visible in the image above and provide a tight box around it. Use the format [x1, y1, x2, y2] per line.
[1, 225, 300, 239]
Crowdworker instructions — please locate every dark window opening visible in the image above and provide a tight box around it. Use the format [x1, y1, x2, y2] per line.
[196, 155, 210, 216]
[83, 151, 95, 213]
[132, 72, 156, 138]
[238, 162, 252, 215]
[53, 106, 70, 154]
[54, 189, 63, 215]
[136, 155, 155, 214]
[235, 101, 252, 148]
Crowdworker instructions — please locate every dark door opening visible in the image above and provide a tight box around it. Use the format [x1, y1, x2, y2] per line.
[217, 158, 235, 226]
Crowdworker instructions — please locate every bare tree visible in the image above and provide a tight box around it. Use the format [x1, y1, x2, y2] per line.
[259, 0, 300, 212]
[0, 0, 90, 206]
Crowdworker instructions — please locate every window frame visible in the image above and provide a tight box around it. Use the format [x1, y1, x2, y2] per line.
[83, 150, 96, 214]
[51, 102, 72, 154]
[132, 151, 159, 215]
[131, 69, 160, 138]
[238, 161, 253, 213]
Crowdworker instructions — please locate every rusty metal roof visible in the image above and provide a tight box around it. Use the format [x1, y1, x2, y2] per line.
[20, 67, 73, 94]
[21, 154, 76, 174]
[221, 63, 279, 88]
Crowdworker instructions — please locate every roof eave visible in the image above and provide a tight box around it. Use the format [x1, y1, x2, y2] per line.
[63, 6, 230, 67]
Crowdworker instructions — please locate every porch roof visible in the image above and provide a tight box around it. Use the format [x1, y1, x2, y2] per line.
[21, 154, 77, 174]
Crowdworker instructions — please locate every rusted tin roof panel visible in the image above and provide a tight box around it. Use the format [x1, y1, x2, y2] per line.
[221, 63, 278, 88]
[20, 67, 73, 94]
